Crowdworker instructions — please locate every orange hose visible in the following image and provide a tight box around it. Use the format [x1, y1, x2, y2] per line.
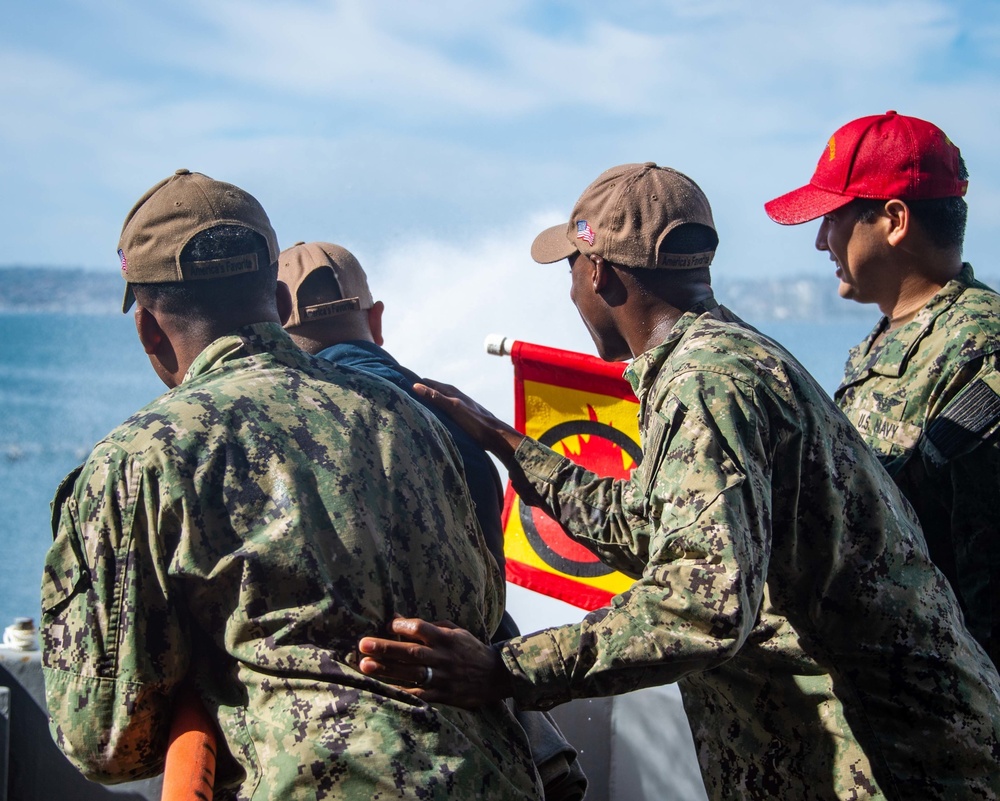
[162, 686, 217, 801]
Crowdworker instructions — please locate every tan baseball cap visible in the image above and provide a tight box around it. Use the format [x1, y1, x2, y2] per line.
[278, 241, 374, 328]
[117, 169, 280, 313]
[531, 162, 718, 270]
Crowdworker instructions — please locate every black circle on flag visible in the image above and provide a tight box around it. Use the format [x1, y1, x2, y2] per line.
[519, 419, 642, 578]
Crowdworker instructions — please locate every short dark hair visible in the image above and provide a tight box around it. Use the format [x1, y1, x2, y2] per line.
[617, 264, 712, 297]
[853, 155, 969, 251]
[131, 225, 277, 321]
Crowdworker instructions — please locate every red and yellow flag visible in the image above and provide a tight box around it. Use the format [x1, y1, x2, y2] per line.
[502, 340, 640, 610]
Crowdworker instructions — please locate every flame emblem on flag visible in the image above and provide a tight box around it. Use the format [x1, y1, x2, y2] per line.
[519, 407, 640, 578]
[500, 340, 640, 609]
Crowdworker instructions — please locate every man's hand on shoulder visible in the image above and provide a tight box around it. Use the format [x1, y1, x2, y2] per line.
[414, 379, 525, 463]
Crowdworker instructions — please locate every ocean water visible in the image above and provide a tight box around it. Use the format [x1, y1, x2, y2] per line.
[0, 312, 877, 629]
[0, 313, 165, 629]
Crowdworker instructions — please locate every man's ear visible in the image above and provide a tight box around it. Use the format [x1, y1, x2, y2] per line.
[135, 305, 181, 388]
[368, 301, 385, 347]
[590, 254, 611, 292]
[135, 306, 165, 355]
[884, 199, 910, 247]
[276, 280, 293, 326]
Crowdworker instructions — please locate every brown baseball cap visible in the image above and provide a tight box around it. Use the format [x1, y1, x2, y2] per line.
[531, 162, 718, 269]
[278, 241, 374, 328]
[117, 169, 280, 313]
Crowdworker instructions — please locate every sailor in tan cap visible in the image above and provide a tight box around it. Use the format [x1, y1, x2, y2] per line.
[41, 170, 542, 800]
[277, 239, 587, 798]
[358, 162, 1000, 801]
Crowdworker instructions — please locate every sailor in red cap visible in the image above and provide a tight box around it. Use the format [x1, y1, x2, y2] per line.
[766, 111, 999, 669]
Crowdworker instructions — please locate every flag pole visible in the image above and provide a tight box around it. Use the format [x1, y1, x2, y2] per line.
[484, 334, 516, 358]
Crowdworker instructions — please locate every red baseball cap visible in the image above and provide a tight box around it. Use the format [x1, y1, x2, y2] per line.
[764, 110, 968, 225]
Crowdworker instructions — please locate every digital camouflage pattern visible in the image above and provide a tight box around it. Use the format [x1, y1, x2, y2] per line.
[317, 340, 515, 640]
[41, 323, 541, 801]
[497, 301, 1000, 800]
[836, 263, 1000, 667]
[318, 339, 585, 798]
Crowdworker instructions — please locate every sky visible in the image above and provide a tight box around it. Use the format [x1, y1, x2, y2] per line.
[3, 0, 1000, 626]
[3, 1, 998, 360]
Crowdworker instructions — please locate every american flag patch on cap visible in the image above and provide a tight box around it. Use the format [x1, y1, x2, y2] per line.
[118, 248, 128, 274]
[576, 220, 595, 246]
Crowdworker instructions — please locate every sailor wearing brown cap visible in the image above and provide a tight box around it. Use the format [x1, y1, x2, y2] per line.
[40, 169, 542, 800]
[359, 162, 1000, 800]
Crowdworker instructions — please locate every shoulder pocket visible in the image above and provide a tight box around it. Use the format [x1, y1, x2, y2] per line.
[42, 468, 90, 614]
[635, 396, 683, 503]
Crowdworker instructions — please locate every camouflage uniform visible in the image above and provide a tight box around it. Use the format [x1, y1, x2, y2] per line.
[317, 340, 515, 639]
[41, 323, 541, 801]
[319, 340, 585, 800]
[496, 301, 1000, 800]
[835, 264, 1000, 667]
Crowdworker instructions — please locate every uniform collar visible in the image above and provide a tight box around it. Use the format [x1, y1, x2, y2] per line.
[850, 263, 976, 379]
[624, 298, 720, 405]
[184, 322, 305, 383]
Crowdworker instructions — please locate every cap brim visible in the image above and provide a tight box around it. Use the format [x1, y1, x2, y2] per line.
[530, 224, 578, 264]
[764, 184, 855, 226]
[122, 283, 136, 313]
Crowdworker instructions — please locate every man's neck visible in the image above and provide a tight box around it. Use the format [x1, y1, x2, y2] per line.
[165, 315, 280, 382]
[621, 281, 714, 357]
[880, 259, 962, 330]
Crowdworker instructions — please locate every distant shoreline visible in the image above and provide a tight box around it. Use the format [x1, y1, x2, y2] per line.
[0, 266, 123, 316]
[3, 265, 995, 322]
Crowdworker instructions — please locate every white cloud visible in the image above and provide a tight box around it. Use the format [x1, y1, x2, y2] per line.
[360, 214, 596, 421]
[0, 0, 997, 276]
[51, 0, 954, 122]
[135, 0, 540, 116]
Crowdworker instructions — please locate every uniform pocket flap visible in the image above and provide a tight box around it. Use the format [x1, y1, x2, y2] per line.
[42, 491, 90, 613]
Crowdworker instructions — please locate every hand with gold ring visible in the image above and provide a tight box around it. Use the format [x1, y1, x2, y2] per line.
[359, 618, 513, 708]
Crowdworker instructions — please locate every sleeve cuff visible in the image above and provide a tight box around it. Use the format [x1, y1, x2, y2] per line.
[512, 437, 567, 482]
[498, 627, 578, 711]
